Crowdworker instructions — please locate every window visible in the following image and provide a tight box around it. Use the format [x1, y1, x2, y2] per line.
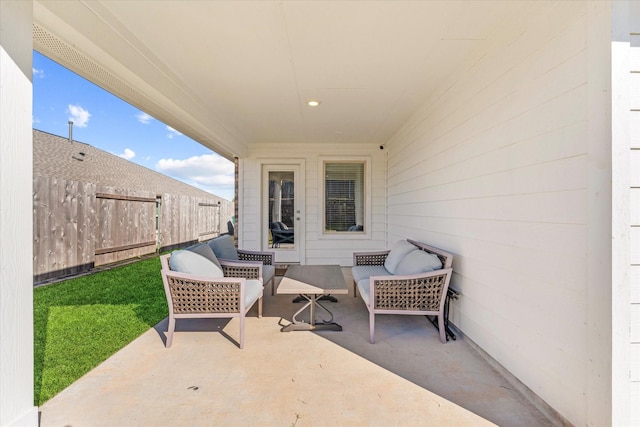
[324, 161, 365, 233]
[268, 174, 295, 228]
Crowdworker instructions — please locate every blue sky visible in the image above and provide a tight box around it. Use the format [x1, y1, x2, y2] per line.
[32, 51, 235, 201]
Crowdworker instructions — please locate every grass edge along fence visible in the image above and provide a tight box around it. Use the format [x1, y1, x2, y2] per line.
[33, 255, 168, 406]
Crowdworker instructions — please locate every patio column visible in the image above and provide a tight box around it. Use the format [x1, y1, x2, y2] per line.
[0, 1, 38, 426]
[585, 1, 614, 425]
[610, 2, 637, 426]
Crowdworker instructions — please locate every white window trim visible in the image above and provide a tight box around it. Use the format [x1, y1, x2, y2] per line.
[318, 156, 371, 239]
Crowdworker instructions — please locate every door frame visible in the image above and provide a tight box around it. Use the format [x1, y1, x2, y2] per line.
[259, 159, 305, 264]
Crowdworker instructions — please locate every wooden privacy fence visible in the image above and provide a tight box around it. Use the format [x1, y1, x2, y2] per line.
[94, 190, 157, 267]
[33, 176, 233, 283]
[157, 194, 223, 252]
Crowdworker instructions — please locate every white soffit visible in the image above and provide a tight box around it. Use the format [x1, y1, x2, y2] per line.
[33, 1, 532, 157]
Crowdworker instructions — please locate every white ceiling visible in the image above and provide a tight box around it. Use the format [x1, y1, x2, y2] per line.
[33, 1, 532, 160]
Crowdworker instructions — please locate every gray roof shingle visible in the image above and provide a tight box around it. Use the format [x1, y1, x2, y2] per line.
[33, 129, 229, 201]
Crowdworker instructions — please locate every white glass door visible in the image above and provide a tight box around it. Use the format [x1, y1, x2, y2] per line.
[262, 164, 302, 263]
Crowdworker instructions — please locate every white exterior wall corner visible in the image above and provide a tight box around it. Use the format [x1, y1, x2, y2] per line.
[586, 2, 615, 426]
[384, 1, 618, 426]
[0, 2, 38, 427]
[612, 1, 640, 426]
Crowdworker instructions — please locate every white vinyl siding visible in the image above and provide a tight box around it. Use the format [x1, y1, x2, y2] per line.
[241, 144, 385, 266]
[628, 2, 640, 424]
[0, 1, 38, 426]
[384, 2, 611, 426]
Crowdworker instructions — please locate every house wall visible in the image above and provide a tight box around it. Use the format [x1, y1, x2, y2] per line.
[0, 2, 39, 426]
[629, 21, 640, 427]
[241, 144, 386, 265]
[615, 1, 640, 425]
[384, 2, 613, 426]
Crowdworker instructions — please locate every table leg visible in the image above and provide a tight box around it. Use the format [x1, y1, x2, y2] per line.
[292, 294, 338, 303]
[309, 294, 315, 327]
[281, 294, 343, 332]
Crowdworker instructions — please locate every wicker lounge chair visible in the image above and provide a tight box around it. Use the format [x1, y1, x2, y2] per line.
[207, 234, 276, 295]
[160, 251, 263, 349]
[352, 239, 454, 343]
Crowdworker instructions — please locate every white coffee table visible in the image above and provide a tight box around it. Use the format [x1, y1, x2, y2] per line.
[277, 265, 348, 331]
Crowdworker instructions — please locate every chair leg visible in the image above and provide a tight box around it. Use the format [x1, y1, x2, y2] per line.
[437, 314, 446, 344]
[258, 296, 263, 318]
[353, 280, 357, 298]
[166, 316, 175, 348]
[270, 277, 276, 295]
[239, 315, 245, 349]
[369, 311, 375, 344]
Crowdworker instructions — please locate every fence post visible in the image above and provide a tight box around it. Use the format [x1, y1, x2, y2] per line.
[156, 195, 162, 253]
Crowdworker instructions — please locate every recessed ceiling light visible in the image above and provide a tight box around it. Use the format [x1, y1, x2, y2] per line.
[307, 100, 320, 107]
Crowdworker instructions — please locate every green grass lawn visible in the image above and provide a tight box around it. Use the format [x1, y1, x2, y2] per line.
[33, 256, 168, 406]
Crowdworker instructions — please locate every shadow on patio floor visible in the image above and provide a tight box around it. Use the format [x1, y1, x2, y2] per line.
[39, 271, 551, 427]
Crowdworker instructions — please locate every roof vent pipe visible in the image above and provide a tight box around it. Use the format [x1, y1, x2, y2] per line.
[68, 121, 73, 142]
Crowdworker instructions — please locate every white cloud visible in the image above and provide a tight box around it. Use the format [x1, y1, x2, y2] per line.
[33, 116, 41, 124]
[136, 112, 152, 124]
[118, 148, 136, 160]
[33, 68, 45, 78]
[166, 126, 182, 139]
[156, 153, 234, 199]
[67, 104, 91, 128]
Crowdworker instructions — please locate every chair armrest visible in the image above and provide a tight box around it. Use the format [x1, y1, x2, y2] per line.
[237, 249, 275, 265]
[218, 259, 263, 282]
[163, 269, 246, 287]
[368, 268, 453, 312]
[353, 250, 390, 266]
[161, 269, 246, 313]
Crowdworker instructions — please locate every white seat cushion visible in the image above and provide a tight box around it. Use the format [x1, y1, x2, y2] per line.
[357, 279, 372, 305]
[244, 279, 263, 308]
[352, 265, 389, 283]
[262, 264, 275, 284]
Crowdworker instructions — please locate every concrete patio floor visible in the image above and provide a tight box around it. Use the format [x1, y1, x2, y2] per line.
[39, 270, 554, 426]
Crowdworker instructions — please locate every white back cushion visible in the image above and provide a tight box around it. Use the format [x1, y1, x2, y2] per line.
[383, 240, 417, 274]
[169, 250, 224, 278]
[208, 235, 239, 260]
[395, 250, 442, 275]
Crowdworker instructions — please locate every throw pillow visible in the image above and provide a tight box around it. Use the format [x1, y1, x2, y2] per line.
[395, 250, 443, 275]
[208, 234, 240, 260]
[168, 250, 224, 278]
[384, 240, 417, 274]
[185, 243, 222, 270]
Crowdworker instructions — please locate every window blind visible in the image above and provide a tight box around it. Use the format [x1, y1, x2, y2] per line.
[324, 162, 364, 232]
